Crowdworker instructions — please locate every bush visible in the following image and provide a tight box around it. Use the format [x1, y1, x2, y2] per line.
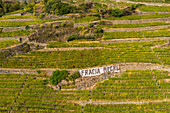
[52, 24, 57, 28]
[78, 25, 85, 31]
[60, 22, 66, 27]
[67, 34, 95, 41]
[39, 24, 44, 28]
[94, 26, 103, 33]
[68, 71, 80, 81]
[97, 21, 105, 25]
[82, 29, 89, 35]
[37, 70, 41, 74]
[38, 14, 45, 19]
[50, 70, 69, 85]
[88, 23, 93, 28]
[25, 25, 30, 30]
[111, 8, 123, 17]
[24, 3, 34, 13]
[45, 0, 77, 16]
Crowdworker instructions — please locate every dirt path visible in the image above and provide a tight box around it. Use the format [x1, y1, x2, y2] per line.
[0, 63, 170, 75]
[37, 47, 110, 51]
[0, 19, 36, 21]
[102, 17, 170, 24]
[101, 37, 170, 43]
[79, 99, 170, 106]
[0, 36, 27, 41]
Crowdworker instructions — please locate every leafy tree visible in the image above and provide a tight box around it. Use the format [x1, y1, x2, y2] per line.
[68, 71, 80, 81]
[45, 0, 76, 16]
[24, 0, 28, 6]
[50, 70, 69, 85]
[24, 3, 34, 13]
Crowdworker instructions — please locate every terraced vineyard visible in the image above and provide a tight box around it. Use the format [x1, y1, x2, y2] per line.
[92, 70, 170, 101]
[0, 30, 34, 37]
[0, 70, 169, 112]
[2, 41, 167, 69]
[0, 0, 170, 112]
[104, 29, 170, 40]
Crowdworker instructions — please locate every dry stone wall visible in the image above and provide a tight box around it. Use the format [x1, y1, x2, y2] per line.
[138, 12, 170, 15]
[101, 37, 170, 43]
[104, 17, 170, 24]
[104, 25, 170, 32]
[2, 27, 26, 32]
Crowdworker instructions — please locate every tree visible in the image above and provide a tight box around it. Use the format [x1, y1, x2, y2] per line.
[50, 70, 69, 85]
[24, 0, 28, 6]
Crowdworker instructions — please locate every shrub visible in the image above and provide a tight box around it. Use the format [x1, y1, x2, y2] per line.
[25, 25, 30, 30]
[38, 14, 45, 19]
[60, 22, 66, 27]
[50, 70, 69, 85]
[37, 70, 41, 74]
[68, 71, 80, 81]
[39, 24, 44, 28]
[52, 24, 57, 28]
[97, 21, 105, 25]
[94, 26, 103, 33]
[45, 0, 77, 16]
[111, 8, 123, 17]
[78, 25, 85, 31]
[88, 23, 93, 28]
[67, 34, 95, 41]
[24, 3, 34, 13]
[82, 29, 89, 35]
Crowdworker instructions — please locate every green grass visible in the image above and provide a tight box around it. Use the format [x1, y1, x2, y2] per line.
[0, 30, 35, 37]
[103, 29, 170, 40]
[0, 15, 37, 19]
[75, 16, 100, 23]
[139, 6, 170, 12]
[2, 41, 167, 69]
[0, 40, 20, 48]
[104, 13, 170, 20]
[103, 22, 170, 28]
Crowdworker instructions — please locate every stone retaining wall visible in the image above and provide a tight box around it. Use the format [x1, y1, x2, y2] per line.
[104, 25, 170, 32]
[2, 27, 26, 32]
[101, 37, 170, 43]
[104, 17, 170, 24]
[138, 12, 170, 15]
[45, 14, 80, 20]
[0, 63, 169, 75]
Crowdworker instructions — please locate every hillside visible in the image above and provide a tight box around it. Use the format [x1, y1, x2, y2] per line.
[0, 0, 169, 112]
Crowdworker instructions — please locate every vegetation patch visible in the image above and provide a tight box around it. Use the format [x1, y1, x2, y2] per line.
[130, 0, 170, 3]
[0, 15, 36, 19]
[139, 6, 170, 12]
[104, 29, 170, 40]
[104, 13, 170, 20]
[75, 15, 101, 23]
[103, 22, 170, 28]
[2, 41, 167, 69]
[0, 30, 35, 37]
[0, 40, 20, 48]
